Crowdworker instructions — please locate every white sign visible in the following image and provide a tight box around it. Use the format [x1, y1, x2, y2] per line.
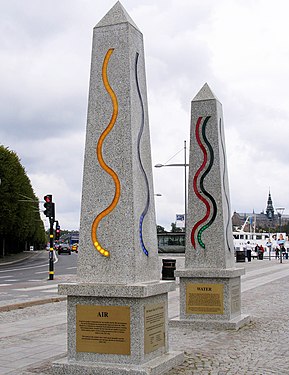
[176, 214, 185, 228]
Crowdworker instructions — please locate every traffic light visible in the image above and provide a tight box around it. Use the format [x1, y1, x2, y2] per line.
[43, 194, 55, 221]
[55, 221, 61, 240]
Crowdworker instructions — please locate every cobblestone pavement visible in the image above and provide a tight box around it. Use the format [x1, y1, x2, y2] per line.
[167, 276, 289, 375]
[1, 259, 289, 374]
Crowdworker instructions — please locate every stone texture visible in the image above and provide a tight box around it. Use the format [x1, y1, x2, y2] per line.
[175, 83, 249, 329]
[53, 3, 183, 374]
[186, 83, 235, 269]
[77, 1, 159, 284]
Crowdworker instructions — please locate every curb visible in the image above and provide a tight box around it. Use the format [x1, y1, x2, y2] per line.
[0, 296, 67, 313]
[0, 250, 43, 266]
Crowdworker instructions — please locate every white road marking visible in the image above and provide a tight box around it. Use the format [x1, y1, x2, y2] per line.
[0, 263, 47, 273]
[13, 284, 58, 291]
[41, 288, 58, 293]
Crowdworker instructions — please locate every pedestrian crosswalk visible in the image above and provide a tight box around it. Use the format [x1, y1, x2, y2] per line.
[0, 282, 59, 299]
[13, 284, 58, 292]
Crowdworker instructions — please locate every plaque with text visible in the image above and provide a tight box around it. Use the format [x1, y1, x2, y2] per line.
[144, 302, 165, 354]
[230, 280, 240, 314]
[186, 283, 224, 315]
[76, 305, 130, 355]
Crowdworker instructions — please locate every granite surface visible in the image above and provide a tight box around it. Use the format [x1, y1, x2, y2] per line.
[185, 83, 235, 270]
[77, 1, 159, 284]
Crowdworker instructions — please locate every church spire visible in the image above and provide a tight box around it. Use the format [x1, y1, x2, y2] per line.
[266, 189, 274, 220]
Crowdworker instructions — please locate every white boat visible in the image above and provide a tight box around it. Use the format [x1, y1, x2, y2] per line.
[233, 214, 289, 257]
[233, 230, 289, 260]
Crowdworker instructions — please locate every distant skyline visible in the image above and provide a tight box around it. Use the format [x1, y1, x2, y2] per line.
[1, 0, 289, 231]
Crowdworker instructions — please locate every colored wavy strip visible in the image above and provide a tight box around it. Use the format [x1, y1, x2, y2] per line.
[198, 117, 217, 247]
[91, 48, 121, 257]
[135, 52, 149, 256]
[191, 116, 217, 249]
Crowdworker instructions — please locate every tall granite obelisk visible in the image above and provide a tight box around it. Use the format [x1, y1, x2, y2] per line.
[53, 2, 183, 374]
[172, 83, 250, 329]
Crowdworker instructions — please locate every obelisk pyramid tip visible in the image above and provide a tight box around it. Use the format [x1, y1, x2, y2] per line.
[95, 1, 140, 31]
[192, 83, 219, 102]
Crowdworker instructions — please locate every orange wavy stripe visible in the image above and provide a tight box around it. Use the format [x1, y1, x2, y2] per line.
[91, 48, 120, 257]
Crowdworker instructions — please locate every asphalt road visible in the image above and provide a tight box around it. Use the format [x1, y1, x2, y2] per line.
[0, 251, 77, 305]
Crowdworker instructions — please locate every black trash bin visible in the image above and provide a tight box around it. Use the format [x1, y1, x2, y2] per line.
[236, 250, 245, 262]
[162, 259, 176, 280]
[258, 252, 264, 260]
[247, 249, 252, 262]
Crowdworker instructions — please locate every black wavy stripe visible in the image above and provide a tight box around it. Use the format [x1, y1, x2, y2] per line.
[219, 118, 231, 252]
[135, 52, 150, 256]
[200, 116, 217, 230]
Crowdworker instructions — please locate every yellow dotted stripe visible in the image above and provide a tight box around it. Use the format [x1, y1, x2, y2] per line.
[91, 48, 120, 257]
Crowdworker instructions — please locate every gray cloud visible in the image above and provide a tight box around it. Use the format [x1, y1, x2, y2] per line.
[1, 0, 289, 230]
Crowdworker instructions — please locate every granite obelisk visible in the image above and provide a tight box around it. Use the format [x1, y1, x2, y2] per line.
[53, 2, 183, 374]
[172, 83, 250, 329]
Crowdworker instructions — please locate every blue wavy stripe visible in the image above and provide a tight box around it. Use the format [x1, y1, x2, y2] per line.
[135, 52, 149, 256]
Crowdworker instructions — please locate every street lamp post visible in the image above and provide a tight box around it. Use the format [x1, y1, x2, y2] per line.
[154, 140, 188, 233]
[276, 207, 285, 264]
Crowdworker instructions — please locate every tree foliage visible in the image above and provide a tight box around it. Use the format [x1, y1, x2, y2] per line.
[0, 146, 46, 256]
[157, 225, 166, 233]
[170, 222, 183, 232]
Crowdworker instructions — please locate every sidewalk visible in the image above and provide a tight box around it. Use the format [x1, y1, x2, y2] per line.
[1, 258, 289, 374]
[0, 251, 41, 266]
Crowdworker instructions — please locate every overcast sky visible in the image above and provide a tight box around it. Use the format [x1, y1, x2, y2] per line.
[1, 0, 289, 231]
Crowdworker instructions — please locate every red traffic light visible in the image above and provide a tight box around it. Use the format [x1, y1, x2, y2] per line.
[44, 195, 52, 203]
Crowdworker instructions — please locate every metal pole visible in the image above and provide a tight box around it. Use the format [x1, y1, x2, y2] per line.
[269, 223, 271, 261]
[48, 218, 54, 280]
[279, 214, 282, 264]
[184, 140, 187, 238]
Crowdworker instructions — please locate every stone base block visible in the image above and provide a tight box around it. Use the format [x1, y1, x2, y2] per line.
[175, 268, 250, 330]
[170, 314, 251, 330]
[53, 351, 184, 375]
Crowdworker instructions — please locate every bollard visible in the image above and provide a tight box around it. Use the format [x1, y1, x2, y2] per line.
[162, 259, 176, 280]
[236, 250, 245, 262]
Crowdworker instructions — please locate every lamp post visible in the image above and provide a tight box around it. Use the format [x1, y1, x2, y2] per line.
[154, 140, 188, 233]
[276, 207, 285, 264]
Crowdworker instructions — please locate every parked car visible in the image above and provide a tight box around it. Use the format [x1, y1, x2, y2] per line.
[58, 244, 71, 255]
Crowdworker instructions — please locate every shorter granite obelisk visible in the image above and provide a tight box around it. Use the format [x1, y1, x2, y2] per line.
[53, 2, 183, 374]
[172, 83, 250, 329]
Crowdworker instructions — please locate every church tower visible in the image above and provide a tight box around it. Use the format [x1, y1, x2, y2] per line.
[266, 190, 274, 220]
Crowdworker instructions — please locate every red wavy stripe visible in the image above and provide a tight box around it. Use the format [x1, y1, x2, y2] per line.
[191, 116, 211, 248]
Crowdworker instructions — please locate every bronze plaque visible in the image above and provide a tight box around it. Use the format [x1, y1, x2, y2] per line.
[76, 305, 130, 355]
[144, 302, 165, 354]
[231, 281, 240, 314]
[186, 283, 224, 315]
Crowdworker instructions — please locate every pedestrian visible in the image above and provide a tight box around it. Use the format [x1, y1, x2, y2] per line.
[266, 239, 272, 254]
[246, 241, 252, 260]
[277, 234, 285, 259]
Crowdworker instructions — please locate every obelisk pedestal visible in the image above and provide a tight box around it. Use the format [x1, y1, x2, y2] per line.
[171, 84, 250, 330]
[53, 2, 183, 374]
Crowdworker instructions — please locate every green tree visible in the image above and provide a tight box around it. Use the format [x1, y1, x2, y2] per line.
[157, 225, 166, 233]
[170, 222, 182, 233]
[0, 146, 46, 256]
